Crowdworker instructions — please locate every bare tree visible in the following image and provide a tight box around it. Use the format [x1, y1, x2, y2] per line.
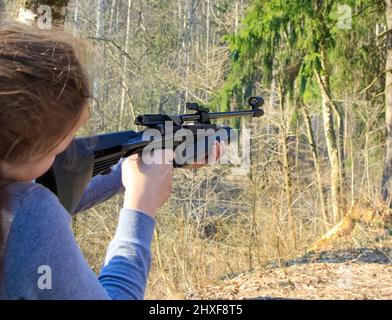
[118, 0, 133, 130]
[382, 0, 392, 204]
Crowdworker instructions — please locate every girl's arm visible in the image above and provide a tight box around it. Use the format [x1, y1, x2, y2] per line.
[5, 150, 174, 300]
[5, 185, 154, 300]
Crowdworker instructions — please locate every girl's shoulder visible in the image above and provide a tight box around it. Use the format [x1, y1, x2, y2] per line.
[3, 182, 74, 300]
[4, 181, 71, 240]
[6, 181, 60, 213]
[6, 181, 42, 200]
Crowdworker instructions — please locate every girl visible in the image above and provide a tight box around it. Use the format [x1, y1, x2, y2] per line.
[0, 22, 223, 300]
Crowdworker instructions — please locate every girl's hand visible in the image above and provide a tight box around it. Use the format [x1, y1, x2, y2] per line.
[121, 141, 225, 218]
[122, 150, 174, 218]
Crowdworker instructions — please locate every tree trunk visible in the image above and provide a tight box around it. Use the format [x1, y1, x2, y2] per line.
[108, 0, 116, 35]
[72, 0, 79, 33]
[302, 105, 328, 226]
[205, 0, 209, 83]
[332, 102, 346, 208]
[278, 85, 296, 246]
[381, 0, 392, 204]
[89, 0, 106, 133]
[118, 0, 133, 130]
[234, 0, 239, 34]
[315, 50, 341, 223]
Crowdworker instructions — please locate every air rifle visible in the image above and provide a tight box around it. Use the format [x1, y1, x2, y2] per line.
[36, 96, 264, 213]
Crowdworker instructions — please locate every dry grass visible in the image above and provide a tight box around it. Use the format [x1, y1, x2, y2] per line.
[72, 161, 391, 300]
[74, 188, 392, 299]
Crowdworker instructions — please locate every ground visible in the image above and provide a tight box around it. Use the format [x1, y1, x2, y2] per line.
[194, 222, 392, 300]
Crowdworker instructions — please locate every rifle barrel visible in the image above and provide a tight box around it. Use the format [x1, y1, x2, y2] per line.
[135, 100, 264, 126]
[181, 110, 262, 122]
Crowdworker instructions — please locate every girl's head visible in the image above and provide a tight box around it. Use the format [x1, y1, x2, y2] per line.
[0, 22, 90, 181]
[0, 22, 91, 281]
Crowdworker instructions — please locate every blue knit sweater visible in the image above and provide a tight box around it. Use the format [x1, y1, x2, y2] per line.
[2, 161, 155, 300]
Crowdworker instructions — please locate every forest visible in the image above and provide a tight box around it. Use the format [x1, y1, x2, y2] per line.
[1, 0, 391, 299]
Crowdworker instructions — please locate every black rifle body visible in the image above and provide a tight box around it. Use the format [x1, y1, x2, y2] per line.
[36, 97, 264, 213]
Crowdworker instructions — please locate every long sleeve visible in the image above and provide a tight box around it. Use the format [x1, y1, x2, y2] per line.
[73, 159, 125, 214]
[98, 209, 155, 299]
[4, 183, 155, 300]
